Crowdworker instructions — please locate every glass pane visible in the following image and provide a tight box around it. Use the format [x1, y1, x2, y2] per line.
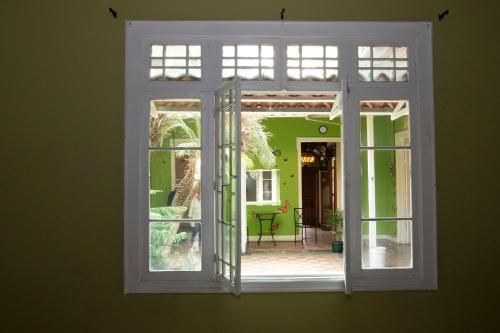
[151, 58, 163, 67]
[150, 68, 163, 80]
[189, 45, 201, 57]
[287, 69, 300, 80]
[395, 46, 407, 58]
[396, 70, 409, 82]
[325, 46, 338, 58]
[358, 46, 371, 58]
[359, 60, 371, 68]
[302, 68, 324, 81]
[362, 220, 412, 269]
[262, 192, 272, 201]
[149, 222, 201, 271]
[151, 45, 164, 57]
[238, 58, 259, 67]
[188, 68, 201, 80]
[302, 59, 324, 68]
[326, 69, 338, 82]
[373, 46, 394, 58]
[360, 149, 412, 219]
[360, 112, 410, 147]
[261, 45, 274, 58]
[358, 69, 371, 81]
[223, 223, 230, 265]
[373, 60, 394, 68]
[165, 45, 186, 57]
[287, 59, 300, 67]
[149, 151, 202, 220]
[238, 68, 259, 80]
[223, 45, 235, 57]
[261, 59, 274, 67]
[373, 69, 394, 81]
[302, 45, 323, 58]
[165, 59, 187, 67]
[396, 61, 408, 68]
[149, 98, 201, 148]
[287, 45, 300, 58]
[261, 69, 273, 80]
[223, 59, 235, 67]
[222, 68, 235, 79]
[246, 172, 257, 202]
[237, 45, 259, 57]
[188, 59, 201, 67]
[325, 60, 338, 68]
[165, 68, 186, 80]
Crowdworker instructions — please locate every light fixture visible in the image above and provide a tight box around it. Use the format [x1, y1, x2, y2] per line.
[301, 154, 315, 164]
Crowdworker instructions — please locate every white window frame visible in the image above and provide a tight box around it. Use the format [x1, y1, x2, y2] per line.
[124, 21, 436, 294]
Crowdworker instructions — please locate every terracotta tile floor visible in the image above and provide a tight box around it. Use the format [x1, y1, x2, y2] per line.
[242, 229, 344, 276]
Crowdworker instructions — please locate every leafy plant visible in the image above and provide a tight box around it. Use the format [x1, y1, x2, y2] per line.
[149, 222, 188, 270]
[325, 209, 344, 241]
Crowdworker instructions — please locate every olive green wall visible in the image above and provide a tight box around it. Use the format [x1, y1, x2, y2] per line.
[246, 117, 341, 236]
[1, 0, 498, 332]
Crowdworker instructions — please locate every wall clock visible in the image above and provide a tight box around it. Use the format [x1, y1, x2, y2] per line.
[319, 125, 328, 134]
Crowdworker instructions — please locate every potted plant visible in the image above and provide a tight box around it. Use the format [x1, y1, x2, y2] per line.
[325, 209, 344, 253]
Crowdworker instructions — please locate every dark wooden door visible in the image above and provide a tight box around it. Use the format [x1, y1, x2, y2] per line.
[302, 167, 319, 226]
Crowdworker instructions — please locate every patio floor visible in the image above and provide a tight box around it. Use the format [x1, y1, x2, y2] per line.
[241, 229, 412, 276]
[242, 229, 344, 276]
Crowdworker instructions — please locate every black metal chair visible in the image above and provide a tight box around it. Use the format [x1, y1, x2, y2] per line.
[294, 208, 317, 244]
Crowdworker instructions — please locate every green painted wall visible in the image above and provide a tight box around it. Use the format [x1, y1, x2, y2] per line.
[1, 1, 498, 332]
[246, 117, 341, 236]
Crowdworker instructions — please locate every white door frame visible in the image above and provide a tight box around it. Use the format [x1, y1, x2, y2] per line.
[297, 137, 342, 238]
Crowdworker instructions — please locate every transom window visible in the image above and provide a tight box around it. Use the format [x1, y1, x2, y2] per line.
[357, 46, 409, 82]
[149, 44, 202, 81]
[222, 44, 274, 81]
[287, 45, 339, 81]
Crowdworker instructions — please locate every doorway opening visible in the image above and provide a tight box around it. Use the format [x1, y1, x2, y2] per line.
[239, 91, 345, 278]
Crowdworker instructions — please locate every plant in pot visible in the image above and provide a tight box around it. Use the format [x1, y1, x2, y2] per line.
[325, 209, 344, 253]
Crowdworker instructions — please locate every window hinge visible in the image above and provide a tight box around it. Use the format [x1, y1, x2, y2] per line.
[213, 253, 218, 263]
[213, 180, 217, 190]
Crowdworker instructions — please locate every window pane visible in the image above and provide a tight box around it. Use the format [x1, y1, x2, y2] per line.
[302, 68, 324, 81]
[149, 151, 202, 220]
[360, 149, 412, 219]
[165, 45, 187, 57]
[360, 107, 411, 147]
[373, 46, 394, 58]
[189, 45, 201, 57]
[238, 58, 259, 67]
[302, 45, 323, 58]
[149, 222, 201, 271]
[262, 170, 272, 179]
[165, 68, 186, 80]
[223, 45, 235, 57]
[165, 59, 187, 67]
[246, 172, 257, 202]
[261, 45, 274, 58]
[286, 45, 299, 58]
[395, 46, 408, 58]
[373, 69, 394, 81]
[302, 59, 324, 68]
[151, 45, 164, 57]
[325, 46, 338, 58]
[237, 45, 259, 57]
[361, 220, 412, 269]
[149, 98, 201, 148]
[238, 68, 259, 80]
[358, 46, 371, 58]
[150, 68, 163, 80]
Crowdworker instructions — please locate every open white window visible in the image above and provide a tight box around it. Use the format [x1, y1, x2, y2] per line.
[246, 169, 278, 204]
[124, 21, 436, 293]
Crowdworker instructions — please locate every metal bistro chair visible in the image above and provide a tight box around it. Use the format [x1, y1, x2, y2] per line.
[294, 208, 317, 244]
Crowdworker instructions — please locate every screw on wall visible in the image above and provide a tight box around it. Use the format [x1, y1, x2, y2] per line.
[280, 8, 286, 20]
[109, 7, 118, 19]
[438, 9, 449, 21]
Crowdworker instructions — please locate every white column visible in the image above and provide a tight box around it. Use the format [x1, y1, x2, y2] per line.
[366, 115, 377, 248]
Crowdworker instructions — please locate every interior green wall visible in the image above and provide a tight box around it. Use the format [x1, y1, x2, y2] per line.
[246, 117, 341, 236]
[1, 0, 498, 332]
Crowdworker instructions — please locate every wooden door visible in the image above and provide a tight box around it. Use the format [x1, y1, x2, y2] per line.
[302, 167, 319, 226]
